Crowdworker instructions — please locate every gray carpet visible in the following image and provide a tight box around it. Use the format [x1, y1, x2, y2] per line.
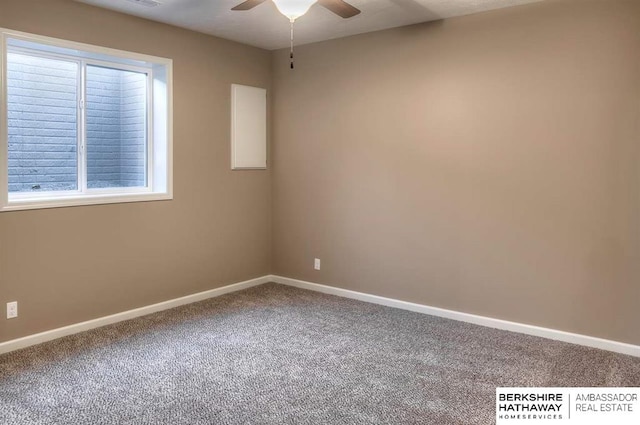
[1, 283, 639, 424]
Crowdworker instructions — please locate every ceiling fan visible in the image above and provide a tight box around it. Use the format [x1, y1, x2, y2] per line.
[232, 1, 361, 69]
[231, 0, 361, 21]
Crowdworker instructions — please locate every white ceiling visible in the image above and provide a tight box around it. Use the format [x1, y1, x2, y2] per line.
[75, 0, 545, 50]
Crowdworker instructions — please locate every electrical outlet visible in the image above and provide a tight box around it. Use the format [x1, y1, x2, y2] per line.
[7, 301, 18, 319]
[314, 258, 321, 270]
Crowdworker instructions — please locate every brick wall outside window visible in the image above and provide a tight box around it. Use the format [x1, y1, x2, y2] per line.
[7, 54, 147, 193]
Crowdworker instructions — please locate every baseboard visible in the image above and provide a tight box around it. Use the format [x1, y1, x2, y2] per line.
[0, 275, 271, 355]
[270, 275, 640, 358]
[4, 274, 638, 358]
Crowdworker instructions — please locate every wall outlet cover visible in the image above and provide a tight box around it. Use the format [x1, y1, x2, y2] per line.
[7, 301, 18, 319]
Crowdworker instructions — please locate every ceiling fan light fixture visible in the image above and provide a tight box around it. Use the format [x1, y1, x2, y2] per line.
[272, 0, 318, 22]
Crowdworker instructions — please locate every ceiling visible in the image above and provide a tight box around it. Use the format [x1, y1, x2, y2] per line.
[75, 0, 545, 50]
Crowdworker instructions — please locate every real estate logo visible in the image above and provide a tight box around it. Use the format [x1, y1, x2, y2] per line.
[496, 388, 640, 425]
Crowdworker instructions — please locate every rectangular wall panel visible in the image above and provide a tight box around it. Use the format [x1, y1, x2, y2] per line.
[231, 84, 266, 170]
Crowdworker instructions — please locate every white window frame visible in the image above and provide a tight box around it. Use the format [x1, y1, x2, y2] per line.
[0, 28, 173, 212]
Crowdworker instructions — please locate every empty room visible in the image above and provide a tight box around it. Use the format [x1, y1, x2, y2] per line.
[1, 0, 639, 423]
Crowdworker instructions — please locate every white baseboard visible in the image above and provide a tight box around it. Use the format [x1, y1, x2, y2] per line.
[4, 274, 638, 358]
[0, 275, 271, 355]
[270, 275, 640, 358]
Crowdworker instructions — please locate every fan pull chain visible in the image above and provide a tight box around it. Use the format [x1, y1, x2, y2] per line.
[290, 19, 295, 69]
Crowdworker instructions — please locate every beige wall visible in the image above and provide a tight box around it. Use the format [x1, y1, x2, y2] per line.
[2, 0, 639, 348]
[0, 0, 272, 342]
[272, 0, 640, 345]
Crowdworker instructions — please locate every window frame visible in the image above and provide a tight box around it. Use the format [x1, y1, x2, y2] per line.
[0, 28, 173, 212]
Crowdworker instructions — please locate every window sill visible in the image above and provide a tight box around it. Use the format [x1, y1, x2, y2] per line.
[1, 191, 172, 212]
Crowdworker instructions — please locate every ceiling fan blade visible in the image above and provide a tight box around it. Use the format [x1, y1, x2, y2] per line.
[318, 0, 361, 18]
[231, 0, 267, 11]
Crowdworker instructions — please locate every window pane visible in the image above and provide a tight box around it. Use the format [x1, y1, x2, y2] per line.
[86, 66, 147, 189]
[7, 53, 78, 193]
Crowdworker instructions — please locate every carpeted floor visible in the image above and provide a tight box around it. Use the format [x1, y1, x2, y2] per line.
[1, 283, 639, 424]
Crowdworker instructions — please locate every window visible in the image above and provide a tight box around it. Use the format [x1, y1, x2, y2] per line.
[0, 29, 172, 211]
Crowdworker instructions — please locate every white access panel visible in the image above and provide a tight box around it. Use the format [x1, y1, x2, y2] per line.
[231, 84, 267, 169]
